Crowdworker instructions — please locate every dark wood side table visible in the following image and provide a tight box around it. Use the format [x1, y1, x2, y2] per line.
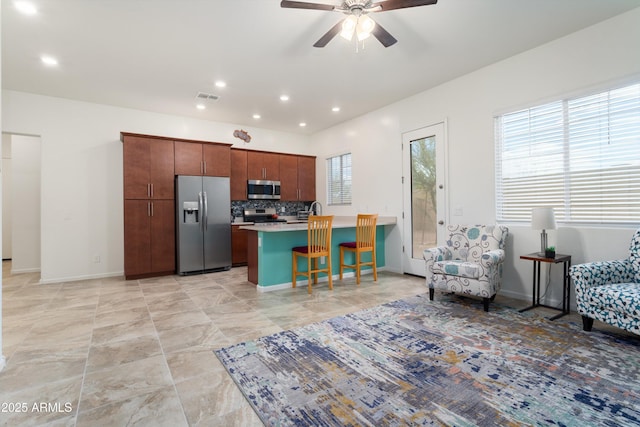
[519, 253, 571, 320]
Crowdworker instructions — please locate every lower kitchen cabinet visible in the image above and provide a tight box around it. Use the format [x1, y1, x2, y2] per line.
[124, 199, 175, 279]
[232, 225, 248, 266]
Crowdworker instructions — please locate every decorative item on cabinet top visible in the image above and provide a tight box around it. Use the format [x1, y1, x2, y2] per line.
[233, 129, 251, 143]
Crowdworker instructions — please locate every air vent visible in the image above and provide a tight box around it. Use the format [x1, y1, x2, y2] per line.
[196, 92, 220, 101]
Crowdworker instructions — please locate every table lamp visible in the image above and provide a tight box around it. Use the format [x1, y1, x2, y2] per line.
[531, 207, 556, 254]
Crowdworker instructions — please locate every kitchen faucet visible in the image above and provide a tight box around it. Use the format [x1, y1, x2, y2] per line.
[309, 201, 322, 216]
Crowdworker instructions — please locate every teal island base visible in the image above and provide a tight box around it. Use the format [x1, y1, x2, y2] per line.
[245, 225, 387, 291]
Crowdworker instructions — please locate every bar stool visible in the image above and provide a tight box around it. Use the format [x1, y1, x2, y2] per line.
[339, 214, 378, 285]
[292, 215, 334, 294]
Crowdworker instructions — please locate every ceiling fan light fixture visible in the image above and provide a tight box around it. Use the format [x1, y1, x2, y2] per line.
[340, 15, 357, 40]
[356, 15, 375, 40]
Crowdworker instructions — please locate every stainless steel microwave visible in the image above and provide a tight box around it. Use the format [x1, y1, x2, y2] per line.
[247, 180, 281, 200]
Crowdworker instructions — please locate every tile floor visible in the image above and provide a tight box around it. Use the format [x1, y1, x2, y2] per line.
[0, 262, 435, 426]
[1, 262, 622, 426]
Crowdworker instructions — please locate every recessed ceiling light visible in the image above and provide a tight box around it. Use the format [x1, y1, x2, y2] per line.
[299, 122, 307, 127]
[215, 81, 226, 88]
[196, 104, 206, 110]
[253, 114, 261, 119]
[15, 1, 37, 15]
[332, 107, 341, 112]
[41, 55, 58, 66]
[280, 95, 290, 102]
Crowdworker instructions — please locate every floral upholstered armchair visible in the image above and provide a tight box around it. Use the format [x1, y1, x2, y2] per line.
[569, 229, 640, 335]
[423, 224, 509, 312]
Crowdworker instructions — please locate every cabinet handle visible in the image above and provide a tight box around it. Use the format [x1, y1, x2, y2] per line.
[151, 202, 154, 217]
[150, 183, 154, 198]
[203, 161, 207, 175]
[147, 183, 151, 198]
[147, 202, 151, 217]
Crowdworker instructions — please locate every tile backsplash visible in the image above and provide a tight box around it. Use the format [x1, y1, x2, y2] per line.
[231, 200, 313, 219]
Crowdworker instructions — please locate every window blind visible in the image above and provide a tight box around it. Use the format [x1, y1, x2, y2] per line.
[327, 153, 352, 205]
[496, 83, 640, 224]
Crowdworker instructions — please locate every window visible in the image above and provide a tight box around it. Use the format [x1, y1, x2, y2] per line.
[496, 82, 640, 224]
[327, 153, 352, 205]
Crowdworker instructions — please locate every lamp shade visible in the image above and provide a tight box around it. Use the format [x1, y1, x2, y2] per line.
[356, 15, 375, 41]
[531, 207, 556, 230]
[340, 16, 357, 40]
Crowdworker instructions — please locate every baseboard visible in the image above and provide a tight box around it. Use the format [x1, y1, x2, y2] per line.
[11, 267, 41, 274]
[39, 271, 124, 285]
[498, 289, 529, 301]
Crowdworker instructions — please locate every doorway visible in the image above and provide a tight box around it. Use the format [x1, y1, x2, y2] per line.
[1, 133, 42, 274]
[402, 123, 446, 276]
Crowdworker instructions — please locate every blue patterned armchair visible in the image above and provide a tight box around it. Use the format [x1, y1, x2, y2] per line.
[423, 225, 509, 312]
[569, 229, 640, 335]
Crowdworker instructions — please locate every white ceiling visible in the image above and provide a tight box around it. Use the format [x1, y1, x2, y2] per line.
[3, 0, 639, 135]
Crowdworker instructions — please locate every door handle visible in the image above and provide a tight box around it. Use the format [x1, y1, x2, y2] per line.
[203, 191, 209, 231]
[198, 192, 204, 232]
[438, 220, 444, 225]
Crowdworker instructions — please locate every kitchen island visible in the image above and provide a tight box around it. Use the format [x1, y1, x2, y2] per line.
[240, 216, 397, 291]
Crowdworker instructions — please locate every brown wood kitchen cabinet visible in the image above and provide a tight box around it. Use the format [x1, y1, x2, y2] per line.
[124, 199, 175, 278]
[247, 150, 280, 181]
[230, 149, 248, 200]
[174, 141, 231, 177]
[123, 135, 174, 199]
[122, 133, 176, 279]
[296, 155, 316, 201]
[280, 154, 316, 201]
[231, 225, 248, 266]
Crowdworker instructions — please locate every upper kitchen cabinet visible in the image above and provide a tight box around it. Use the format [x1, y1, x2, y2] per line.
[230, 149, 248, 200]
[174, 141, 231, 177]
[123, 134, 174, 200]
[280, 154, 316, 201]
[247, 151, 280, 181]
[297, 155, 316, 201]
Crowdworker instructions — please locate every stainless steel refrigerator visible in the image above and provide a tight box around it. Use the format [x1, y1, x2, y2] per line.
[176, 175, 231, 275]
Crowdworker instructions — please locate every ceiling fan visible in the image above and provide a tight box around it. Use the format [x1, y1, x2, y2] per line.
[280, 0, 438, 48]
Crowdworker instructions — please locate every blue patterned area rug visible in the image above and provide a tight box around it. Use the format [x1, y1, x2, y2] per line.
[214, 294, 640, 426]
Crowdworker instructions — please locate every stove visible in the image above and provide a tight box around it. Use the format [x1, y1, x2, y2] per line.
[243, 208, 286, 224]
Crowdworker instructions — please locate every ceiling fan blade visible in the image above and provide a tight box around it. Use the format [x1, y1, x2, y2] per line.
[280, 0, 336, 11]
[371, 22, 398, 47]
[313, 20, 344, 47]
[372, 0, 437, 12]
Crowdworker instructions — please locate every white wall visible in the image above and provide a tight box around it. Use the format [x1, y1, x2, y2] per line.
[2, 134, 11, 260]
[1, 92, 312, 283]
[9, 135, 42, 273]
[313, 8, 640, 305]
[1, 2, 5, 371]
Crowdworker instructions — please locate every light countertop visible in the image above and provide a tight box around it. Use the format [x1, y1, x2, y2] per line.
[239, 215, 397, 232]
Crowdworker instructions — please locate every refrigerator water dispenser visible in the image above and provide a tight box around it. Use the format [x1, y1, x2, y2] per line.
[183, 201, 199, 224]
